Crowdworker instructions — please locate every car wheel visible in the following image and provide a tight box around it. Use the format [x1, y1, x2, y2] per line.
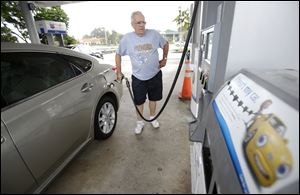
[94, 96, 117, 140]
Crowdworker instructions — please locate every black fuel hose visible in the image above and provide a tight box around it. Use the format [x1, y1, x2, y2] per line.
[125, 1, 199, 122]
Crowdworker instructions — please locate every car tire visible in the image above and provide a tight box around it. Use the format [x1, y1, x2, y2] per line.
[94, 96, 117, 140]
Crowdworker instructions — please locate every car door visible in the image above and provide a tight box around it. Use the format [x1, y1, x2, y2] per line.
[1, 51, 98, 190]
[1, 120, 38, 193]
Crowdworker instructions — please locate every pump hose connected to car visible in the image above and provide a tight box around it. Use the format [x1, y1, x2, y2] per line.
[122, 1, 199, 122]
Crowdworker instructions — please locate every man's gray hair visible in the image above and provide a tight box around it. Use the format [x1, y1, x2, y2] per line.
[131, 11, 144, 23]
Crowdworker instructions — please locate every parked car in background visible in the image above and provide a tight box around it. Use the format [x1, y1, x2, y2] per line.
[1, 42, 122, 193]
[174, 40, 185, 48]
[170, 41, 191, 53]
[66, 44, 104, 59]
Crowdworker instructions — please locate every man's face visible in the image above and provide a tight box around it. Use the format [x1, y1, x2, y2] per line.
[132, 14, 146, 36]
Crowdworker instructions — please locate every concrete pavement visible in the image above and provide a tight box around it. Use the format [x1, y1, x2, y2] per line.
[45, 52, 194, 194]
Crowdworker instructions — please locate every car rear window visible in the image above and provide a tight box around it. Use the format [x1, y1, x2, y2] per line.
[1, 52, 79, 108]
[61, 55, 92, 72]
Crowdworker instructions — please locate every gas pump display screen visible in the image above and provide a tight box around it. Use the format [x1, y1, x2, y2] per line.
[212, 73, 299, 193]
[205, 32, 213, 62]
[201, 25, 215, 66]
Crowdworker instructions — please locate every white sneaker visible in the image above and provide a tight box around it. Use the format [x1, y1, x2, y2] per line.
[135, 121, 145, 134]
[150, 116, 159, 128]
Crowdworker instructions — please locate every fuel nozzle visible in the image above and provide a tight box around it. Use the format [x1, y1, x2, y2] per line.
[115, 73, 125, 83]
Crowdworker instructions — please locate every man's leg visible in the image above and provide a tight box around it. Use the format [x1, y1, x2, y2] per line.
[149, 100, 156, 116]
[149, 101, 159, 128]
[134, 103, 145, 134]
[132, 75, 147, 134]
[148, 71, 162, 128]
[136, 104, 144, 120]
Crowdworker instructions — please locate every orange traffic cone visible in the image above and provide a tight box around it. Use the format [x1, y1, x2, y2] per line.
[178, 58, 192, 100]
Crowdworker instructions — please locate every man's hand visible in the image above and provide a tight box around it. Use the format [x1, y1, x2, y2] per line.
[159, 58, 167, 68]
[117, 72, 124, 81]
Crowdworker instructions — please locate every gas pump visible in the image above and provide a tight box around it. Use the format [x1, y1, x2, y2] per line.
[189, 1, 298, 194]
[190, 47, 201, 118]
[190, 3, 222, 119]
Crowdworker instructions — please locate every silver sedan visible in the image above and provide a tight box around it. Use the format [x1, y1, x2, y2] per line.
[1, 43, 123, 193]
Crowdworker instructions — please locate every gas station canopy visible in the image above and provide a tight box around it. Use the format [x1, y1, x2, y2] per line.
[30, 1, 81, 8]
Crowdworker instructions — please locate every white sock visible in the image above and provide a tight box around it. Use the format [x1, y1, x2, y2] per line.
[137, 120, 144, 124]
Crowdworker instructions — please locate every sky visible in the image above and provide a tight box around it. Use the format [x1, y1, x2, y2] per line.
[61, 1, 193, 40]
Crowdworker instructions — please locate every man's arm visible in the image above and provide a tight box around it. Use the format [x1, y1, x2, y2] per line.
[115, 54, 123, 81]
[159, 41, 169, 68]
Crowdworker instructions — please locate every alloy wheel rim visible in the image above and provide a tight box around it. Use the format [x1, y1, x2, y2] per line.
[98, 102, 115, 134]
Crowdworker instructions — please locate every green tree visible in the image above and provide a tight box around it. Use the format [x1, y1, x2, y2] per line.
[108, 30, 122, 45]
[1, 1, 29, 42]
[34, 6, 69, 27]
[1, 26, 18, 42]
[63, 35, 78, 45]
[173, 7, 190, 41]
[90, 27, 106, 38]
[88, 27, 122, 45]
[83, 34, 91, 39]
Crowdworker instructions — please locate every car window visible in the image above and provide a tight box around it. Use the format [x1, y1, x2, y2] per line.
[1, 52, 77, 108]
[61, 54, 92, 72]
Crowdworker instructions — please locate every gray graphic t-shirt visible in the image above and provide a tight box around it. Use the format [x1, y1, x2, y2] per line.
[116, 29, 166, 80]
